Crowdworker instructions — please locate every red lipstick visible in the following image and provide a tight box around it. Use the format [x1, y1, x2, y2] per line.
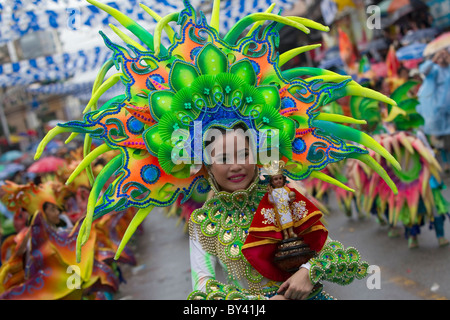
[228, 174, 246, 183]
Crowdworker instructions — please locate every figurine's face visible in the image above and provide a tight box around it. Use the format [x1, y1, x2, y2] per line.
[271, 174, 284, 188]
[209, 130, 256, 193]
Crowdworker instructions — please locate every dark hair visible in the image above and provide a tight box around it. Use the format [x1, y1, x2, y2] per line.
[43, 202, 62, 214]
[33, 175, 42, 185]
[42, 202, 66, 227]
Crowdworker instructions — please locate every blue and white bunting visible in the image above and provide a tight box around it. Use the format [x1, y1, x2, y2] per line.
[1, 0, 297, 44]
[1, 0, 297, 89]
[0, 45, 111, 87]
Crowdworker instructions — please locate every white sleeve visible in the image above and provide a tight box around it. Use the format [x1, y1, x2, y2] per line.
[189, 237, 217, 292]
[300, 262, 311, 270]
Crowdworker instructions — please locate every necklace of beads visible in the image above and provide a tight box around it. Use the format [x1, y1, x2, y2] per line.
[189, 177, 274, 293]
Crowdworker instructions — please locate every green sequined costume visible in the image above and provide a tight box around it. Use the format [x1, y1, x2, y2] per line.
[187, 176, 368, 300]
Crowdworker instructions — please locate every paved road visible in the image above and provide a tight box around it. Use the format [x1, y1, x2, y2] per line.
[115, 179, 450, 300]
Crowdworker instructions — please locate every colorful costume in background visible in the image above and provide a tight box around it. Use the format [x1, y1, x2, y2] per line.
[348, 81, 449, 247]
[0, 160, 136, 299]
[56, 147, 95, 224]
[301, 101, 361, 217]
[164, 188, 208, 232]
[34, 0, 402, 300]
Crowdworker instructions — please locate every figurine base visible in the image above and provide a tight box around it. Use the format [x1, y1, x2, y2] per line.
[273, 237, 316, 274]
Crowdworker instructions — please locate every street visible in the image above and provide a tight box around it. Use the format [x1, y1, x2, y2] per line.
[115, 179, 450, 300]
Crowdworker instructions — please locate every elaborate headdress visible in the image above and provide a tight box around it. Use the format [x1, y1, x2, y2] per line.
[263, 160, 286, 176]
[262, 159, 297, 177]
[34, 0, 400, 261]
[1, 181, 62, 216]
[56, 147, 91, 191]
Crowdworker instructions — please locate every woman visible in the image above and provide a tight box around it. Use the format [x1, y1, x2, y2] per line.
[32, 0, 400, 300]
[188, 126, 367, 300]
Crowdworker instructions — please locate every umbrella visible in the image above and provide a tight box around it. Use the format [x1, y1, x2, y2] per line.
[379, 0, 427, 15]
[371, 62, 388, 78]
[379, 0, 427, 26]
[318, 46, 345, 69]
[366, 38, 390, 52]
[423, 32, 450, 57]
[396, 42, 426, 60]
[400, 28, 440, 46]
[319, 57, 345, 69]
[0, 150, 24, 162]
[27, 156, 66, 173]
[0, 163, 25, 180]
[45, 140, 64, 153]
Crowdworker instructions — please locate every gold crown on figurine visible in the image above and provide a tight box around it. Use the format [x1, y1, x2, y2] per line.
[263, 160, 286, 176]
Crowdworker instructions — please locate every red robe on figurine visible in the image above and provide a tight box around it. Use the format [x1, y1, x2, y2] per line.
[242, 183, 328, 282]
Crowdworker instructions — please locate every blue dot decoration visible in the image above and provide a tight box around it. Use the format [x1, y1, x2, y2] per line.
[141, 164, 160, 185]
[190, 47, 202, 61]
[127, 117, 145, 135]
[146, 74, 165, 89]
[281, 97, 295, 110]
[250, 60, 260, 75]
[149, 74, 165, 84]
[292, 137, 306, 154]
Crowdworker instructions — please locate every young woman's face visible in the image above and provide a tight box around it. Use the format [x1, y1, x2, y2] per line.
[209, 130, 256, 193]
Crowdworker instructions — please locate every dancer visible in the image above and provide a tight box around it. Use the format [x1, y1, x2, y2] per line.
[34, 0, 402, 299]
[0, 181, 133, 299]
[349, 81, 449, 248]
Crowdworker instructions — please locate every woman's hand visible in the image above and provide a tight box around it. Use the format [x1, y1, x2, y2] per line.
[276, 267, 313, 300]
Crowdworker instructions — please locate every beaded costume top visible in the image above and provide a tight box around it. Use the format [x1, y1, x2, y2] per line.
[189, 176, 270, 294]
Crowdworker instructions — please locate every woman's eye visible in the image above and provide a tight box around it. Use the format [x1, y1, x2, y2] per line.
[216, 156, 229, 163]
[237, 150, 249, 159]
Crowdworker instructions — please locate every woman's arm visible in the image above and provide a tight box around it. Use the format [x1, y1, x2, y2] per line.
[189, 238, 217, 292]
[275, 237, 369, 300]
[187, 238, 268, 300]
[419, 59, 436, 78]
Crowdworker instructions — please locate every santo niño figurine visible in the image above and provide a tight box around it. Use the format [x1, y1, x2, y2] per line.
[267, 171, 298, 240]
[241, 160, 328, 278]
